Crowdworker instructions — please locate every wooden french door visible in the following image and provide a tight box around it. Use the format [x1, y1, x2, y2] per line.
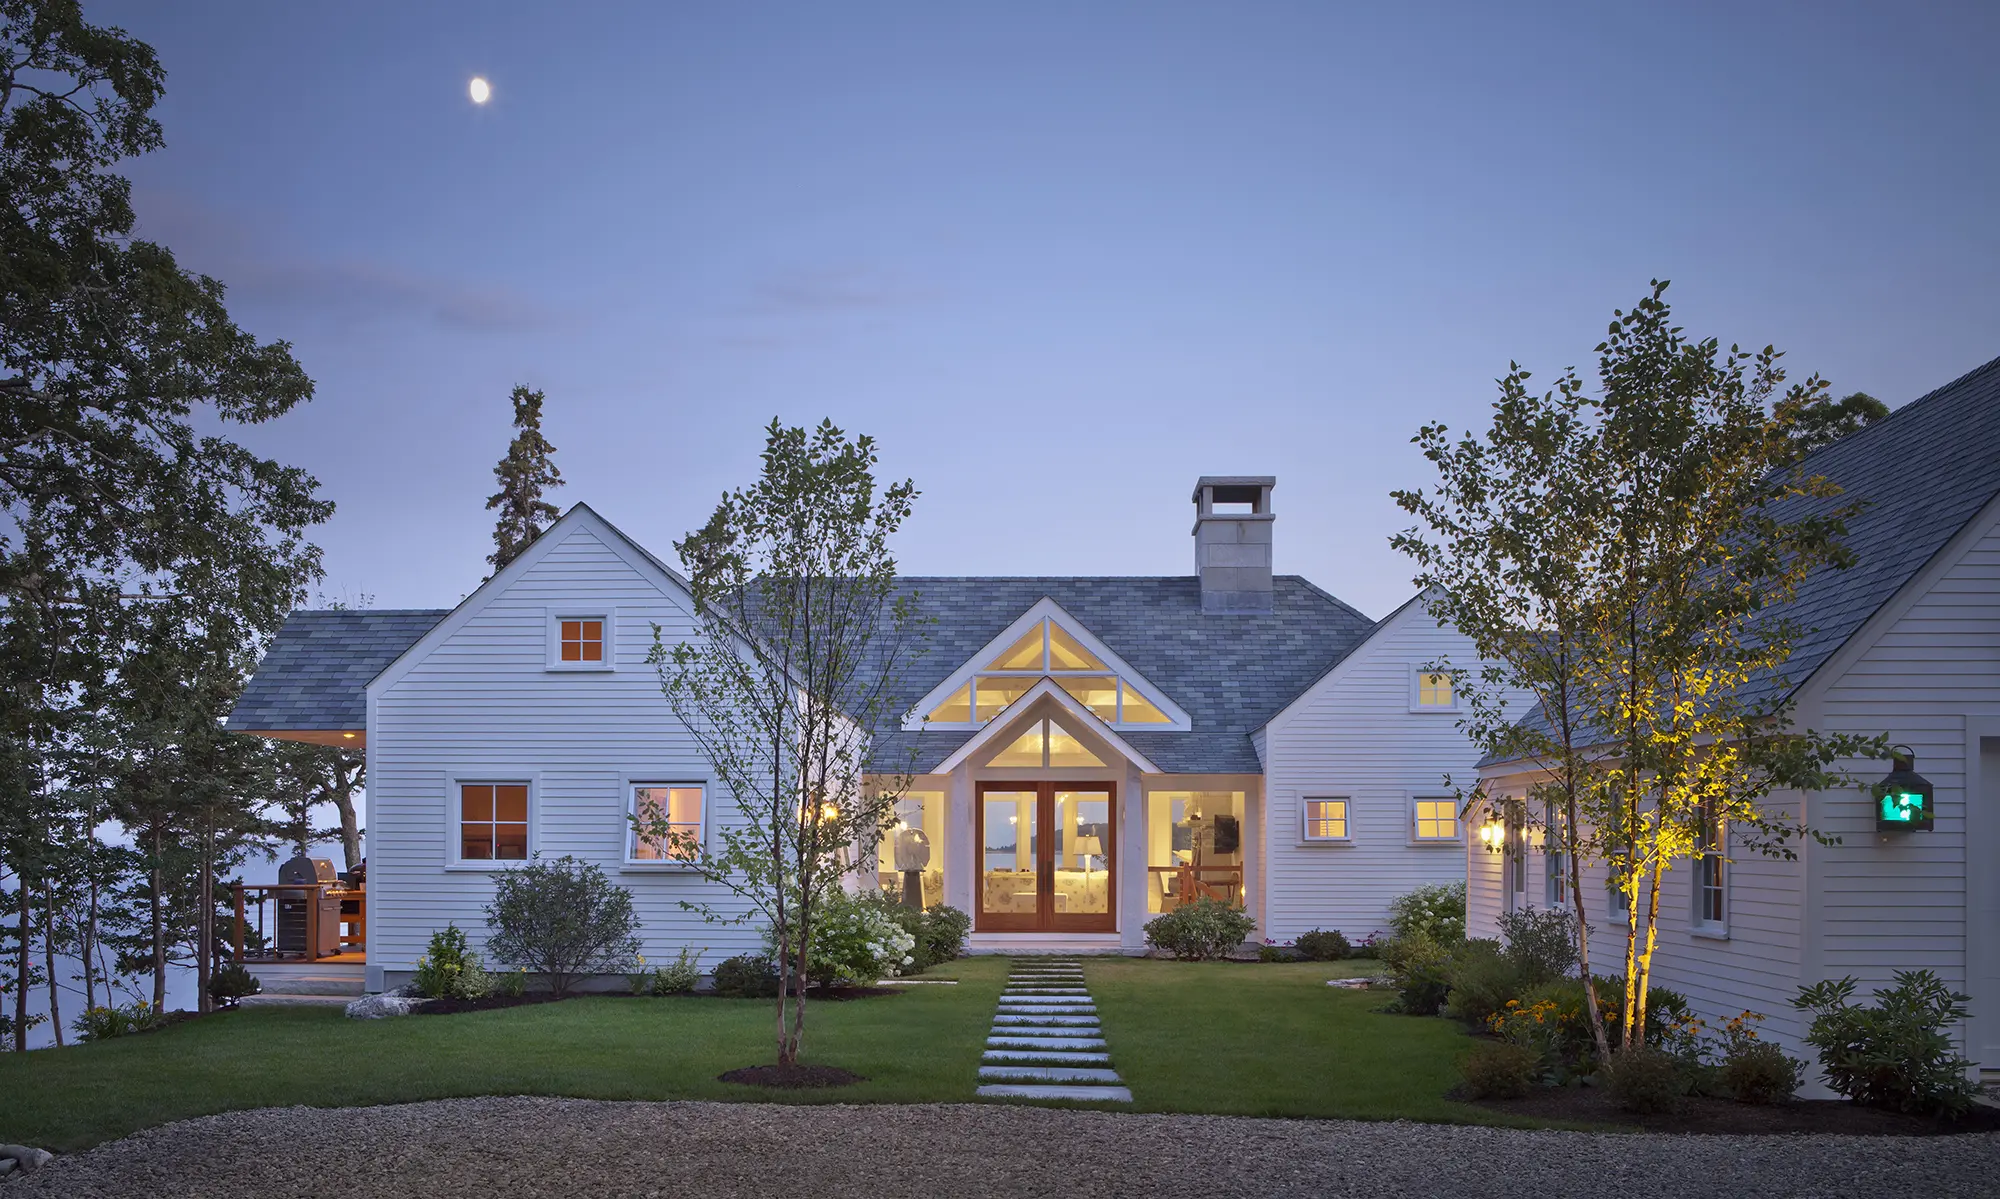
[975, 782, 1116, 933]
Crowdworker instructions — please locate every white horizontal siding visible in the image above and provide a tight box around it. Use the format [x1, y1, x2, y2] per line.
[369, 522, 763, 988]
[1262, 603, 1513, 941]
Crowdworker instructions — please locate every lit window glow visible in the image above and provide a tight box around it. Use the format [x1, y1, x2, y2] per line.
[1303, 798, 1348, 840]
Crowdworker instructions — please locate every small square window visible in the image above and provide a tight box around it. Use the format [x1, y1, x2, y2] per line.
[629, 784, 704, 862]
[1302, 798, 1349, 841]
[1415, 670, 1454, 708]
[561, 619, 604, 662]
[459, 782, 529, 861]
[1413, 798, 1459, 841]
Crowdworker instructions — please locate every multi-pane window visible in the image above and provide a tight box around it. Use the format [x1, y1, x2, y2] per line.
[1413, 798, 1459, 840]
[1302, 798, 1349, 841]
[460, 783, 529, 861]
[1505, 815, 1527, 909]
[923, 618, 1174, 728]
[1696, 799, 1726, 928]
[559, 619, 605, 663]
[629, 784, 704, 862]
[1544, 801, 1567, 906]
[1415, 671, 1454, 708]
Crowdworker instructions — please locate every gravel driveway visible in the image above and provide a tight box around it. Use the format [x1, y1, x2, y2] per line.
[9, 1097, 1998, 1198]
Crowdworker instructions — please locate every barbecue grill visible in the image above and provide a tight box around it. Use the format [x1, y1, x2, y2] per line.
[275, 854, 341, 956]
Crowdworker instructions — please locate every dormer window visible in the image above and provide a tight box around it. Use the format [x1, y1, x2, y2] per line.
[919, 616, 1175, 728]
[548, 612, 614, 670]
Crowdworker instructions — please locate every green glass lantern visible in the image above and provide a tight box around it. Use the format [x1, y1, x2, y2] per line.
[1874, 745, 1934, 832]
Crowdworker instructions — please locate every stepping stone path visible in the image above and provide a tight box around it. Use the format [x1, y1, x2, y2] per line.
[975, 958, 1132, 1104]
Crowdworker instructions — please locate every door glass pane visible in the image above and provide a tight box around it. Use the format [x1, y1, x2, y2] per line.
[975, 676, 1038, 722]
[1055, 675, 1118, 721]
[1056, 791, 1112, 916]
[986, 624, 1046, 671]
[1048, 624, 1107, 671]
[1147, 791, 1245, 912]
[982, 792, 1038, 915]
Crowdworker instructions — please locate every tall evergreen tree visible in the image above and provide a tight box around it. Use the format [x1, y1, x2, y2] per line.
[486, 385, 562, 573]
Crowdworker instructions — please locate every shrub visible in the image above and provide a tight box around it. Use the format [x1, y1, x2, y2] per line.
[1258, 944, 1301, 962]
[1792, 970, 1978, 1117]
[1459, 1040, 1541, 1100]
[1387, 881, 1466, 945]
[1143, 897, 1257, 961]
[1720, 1031, 1804, 1105]
[1379, 933, 1452, 1015]
[1444, 938, 1524, 1026]
[413, 924, 492, 1000]
[778, 890, 917, 985]
[1605, 1045, 1689, 1113]
[1349, 931, 1386, 960]
[712, 953, 780, 998]
[489, 967, 528, 998]
[207, 963, 262, 1006]
[1294, 928, 1351, 961]
[1495, 906, 1577, 986]
[872, 899, 970, 973]
[483, 855, 643, 996]
[74, 998, 167, 1042]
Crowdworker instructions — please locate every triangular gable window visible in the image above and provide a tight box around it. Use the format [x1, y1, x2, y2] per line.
[915, 608, 1185, 730]
[987, 717, 1106, 769]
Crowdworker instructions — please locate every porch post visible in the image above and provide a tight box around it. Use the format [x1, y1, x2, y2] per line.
[1121, 764, 1147, 953]
[947, 767, 975, 916]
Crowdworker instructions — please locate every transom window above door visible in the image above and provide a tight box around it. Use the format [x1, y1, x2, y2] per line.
[912, 609, 1185, 730]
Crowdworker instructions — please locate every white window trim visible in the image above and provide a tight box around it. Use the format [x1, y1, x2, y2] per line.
[901, 597, 1191, 732]
[1299, 796, 1353, 844]
[546, 609, 617, 672]
[1408, 664, 1460, 713]
[1408, 794, 1464, 846]
[444, 771, 539, 870]
[622, 777, 709, 869]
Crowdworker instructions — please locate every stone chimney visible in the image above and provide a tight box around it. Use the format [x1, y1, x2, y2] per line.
[1192, 476, 1276, 614]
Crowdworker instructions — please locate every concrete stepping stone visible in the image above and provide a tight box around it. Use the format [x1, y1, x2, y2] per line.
[988, 1035, 1109, 1049]
[975, 1084, 1134, 1102]
[983, 1050, 1112, 1064]
[980, 1071, 1136, 1087]
[993, 1014, 1100, 1027]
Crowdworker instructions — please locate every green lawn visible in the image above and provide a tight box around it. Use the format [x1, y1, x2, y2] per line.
[0, 956, 1557, 1151]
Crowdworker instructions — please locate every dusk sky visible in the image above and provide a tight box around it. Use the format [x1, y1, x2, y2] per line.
[104, 1, 1999, 620]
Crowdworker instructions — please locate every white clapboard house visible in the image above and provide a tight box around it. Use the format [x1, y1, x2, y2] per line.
[229, 477, 1497, 993]
[1467, 354, 2000, 1082]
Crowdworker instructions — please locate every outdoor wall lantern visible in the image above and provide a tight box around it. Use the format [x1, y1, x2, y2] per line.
[1477, 812, 1506, 853]
[1875, 745, 1935, 832]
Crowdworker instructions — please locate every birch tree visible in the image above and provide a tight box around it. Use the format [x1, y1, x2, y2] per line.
[645, 419, 924, 1068]
[1395, 281, 1886, 1057]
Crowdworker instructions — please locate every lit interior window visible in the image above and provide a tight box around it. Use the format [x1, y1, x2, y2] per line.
[1303, 798, 1348, 840]
[1414, 799, 1458, 840]
[925, 617, 1176, 727]
[1417, 671, 1453, 707]
[630, 785, 704, 861]
[988, 718, 1105, 769]
[461, 783, 529, 860]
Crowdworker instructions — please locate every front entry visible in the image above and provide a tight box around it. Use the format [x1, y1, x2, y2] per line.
[975, 782, 1116, 932]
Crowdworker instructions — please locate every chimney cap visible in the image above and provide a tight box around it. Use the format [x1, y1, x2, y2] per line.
[1192, 475, 1276, 503]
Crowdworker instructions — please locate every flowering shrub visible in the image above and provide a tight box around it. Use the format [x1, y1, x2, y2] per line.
[74, 998, 168, 1042]
[773, 889, 916, 985]
[1387, 882, 1465, 944]
[1487, 996, 1566, 1078]
[1718, 1011, 1803, 1105]
[413, 924, 491, 1000]
[1143, 897, 1256, 960]
[1495, 906, 1577, 984]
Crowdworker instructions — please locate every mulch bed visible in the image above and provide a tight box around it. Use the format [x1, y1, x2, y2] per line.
[415, 986, 899, 1016]
[717, 1063, 866, 1089]
[1471, 1083, 2000, 1135]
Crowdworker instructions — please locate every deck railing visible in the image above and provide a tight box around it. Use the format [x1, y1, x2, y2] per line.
[230, 883, 366, 963]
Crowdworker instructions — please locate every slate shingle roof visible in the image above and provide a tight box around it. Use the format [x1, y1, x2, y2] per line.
[227, 576, 1380, 773]
[873, 576, 1378, 773]
[1487, 352, 2000, 764]
[227, 609, 448, 731]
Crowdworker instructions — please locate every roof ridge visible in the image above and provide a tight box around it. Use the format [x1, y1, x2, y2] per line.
[1799, 350, 2000, 468]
